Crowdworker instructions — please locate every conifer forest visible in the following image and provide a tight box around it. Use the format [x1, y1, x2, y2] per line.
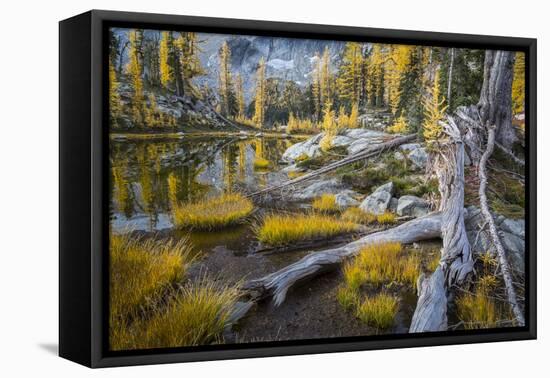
[108, 27, 527, 350]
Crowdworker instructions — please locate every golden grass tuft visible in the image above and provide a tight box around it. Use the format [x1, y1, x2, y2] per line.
[253, 157, 271, 170]
[255, 213, 358, 246]
[287, 170, 305, 180]
[355, 293, 398, 329]
[352, 242, 421, 286]
[336, 286, 360, 311]
[110, 233, 193, 323]
[172, 193, 254, 230]
[109, 233, 194, 350]
[342, 207, 377, 225]
[343, 263, 368, 291]
[111, 277, 240, 350]
[376, 212, 397, 225]
[456, 283, 499, 330]
[312, 194, 339, 213]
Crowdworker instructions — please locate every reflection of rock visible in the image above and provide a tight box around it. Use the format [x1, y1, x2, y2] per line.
[359, 182, 394, 214]
[396, 195, 430, 217]
[291, 178, 344, 201]
[464, 205, 525, 274]
[281, 133, 323, 162]
[335, 190, 360, 209]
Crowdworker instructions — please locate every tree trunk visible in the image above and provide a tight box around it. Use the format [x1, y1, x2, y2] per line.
[410, 118, 474, 333]
[478, 50, 516, 149]
[447, 48, 455, 108]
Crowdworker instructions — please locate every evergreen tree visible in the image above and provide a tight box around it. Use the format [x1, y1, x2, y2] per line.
[512, 52, 525, 115]
[235, 74, 246, 118]
[218, 41, 237, 117]
[109, 61, 122, 128]
[422, 69, 448, 143]
[253, 58, 267, 128]
[311, 53, 322, 121]
[159, 31, 173, 88]
[127, 30, 145, 126]
[320, 47, 333, 107]
[337, 42, 364, 109]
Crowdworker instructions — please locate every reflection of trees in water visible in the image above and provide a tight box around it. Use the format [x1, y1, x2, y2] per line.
[110, 137, 291, 226]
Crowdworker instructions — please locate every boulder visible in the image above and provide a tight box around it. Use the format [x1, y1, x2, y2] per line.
[396, 195, 430, 217]
[334, 190, 360, 209]
[291, 178, 343, 201]
[389, 197, 399, 212]
[359, 182, 394, 215]
[408, 147, 428, 169]
[464, 205, 525, 274]
[281, 133, 324, 162]
[500, 218, 525, 239]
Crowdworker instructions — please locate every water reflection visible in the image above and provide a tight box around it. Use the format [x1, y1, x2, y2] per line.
[110, 136, 293, 232]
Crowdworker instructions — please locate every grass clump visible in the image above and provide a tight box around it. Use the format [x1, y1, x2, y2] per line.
[356, 293, 398, 329]
[456, 280, 499, 330]
[109, 233, 194, 350]
[312, 194, 339, 213]
[336, 286, 360, 311]
[172, 193, 254, 230]
[255, 213, 358, 246]
[112, 278, 240, 350]
[354, 242, 420, 286]
[287, 170, 305, 180]
[376, 212, 397, 225]
[253, 157, 271, 170]
[342, 207, 377, 225]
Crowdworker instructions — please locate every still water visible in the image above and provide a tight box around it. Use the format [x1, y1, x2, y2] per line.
[110, 135, 294, 233]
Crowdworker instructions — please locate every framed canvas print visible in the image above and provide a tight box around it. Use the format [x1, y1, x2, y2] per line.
[59, 10, 536, 368]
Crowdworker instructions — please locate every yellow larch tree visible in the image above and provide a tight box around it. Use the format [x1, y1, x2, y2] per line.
[159, 31, 173, 88]
[384, 45, 413, 115]
[252, 58, 267, 128]
[127, 30, 145, 126]
[511, 52, 525, 116]
[337, 42, 364, 108]
[422, 68, 448, 143]
[109, 61, 122, 127]
[319, 100, 337, 151]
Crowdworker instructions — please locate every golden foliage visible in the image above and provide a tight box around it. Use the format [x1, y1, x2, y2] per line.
[312, 194, 339, 213]
[512, 52, 525, 116]
[252, 57, 267, 128]
[387, 115, 409, 134]
[356, 293, 398, 329]
[111, 277, 240, 350]
[342, 207, 377, 225]
[172, 193, 254, 230]
[255, 213, 358, 246]
[422, 69, 448, 142]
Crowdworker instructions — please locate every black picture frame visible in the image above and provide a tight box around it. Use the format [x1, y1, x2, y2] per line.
[59, 9, 537, 368]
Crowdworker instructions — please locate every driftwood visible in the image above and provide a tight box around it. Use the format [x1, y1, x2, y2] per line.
[243, 212, 442, 306]
[478, 125, 525, 326]
[410, 119, 474, 333]
[247, 134, 416, 199]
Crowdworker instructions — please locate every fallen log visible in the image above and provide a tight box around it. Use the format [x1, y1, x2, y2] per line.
[243, 212, 441, 306]
[246, 133, 416, 199]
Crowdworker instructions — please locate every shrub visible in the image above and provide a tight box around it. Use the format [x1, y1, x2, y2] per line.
[255, 213, 358, 246]
[342, 207, 377, 225]
[172, 193, 254, 230]
[356, 293, 398, 329]
[312, 194, 339, 213]
[112, 278, 240, 350]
